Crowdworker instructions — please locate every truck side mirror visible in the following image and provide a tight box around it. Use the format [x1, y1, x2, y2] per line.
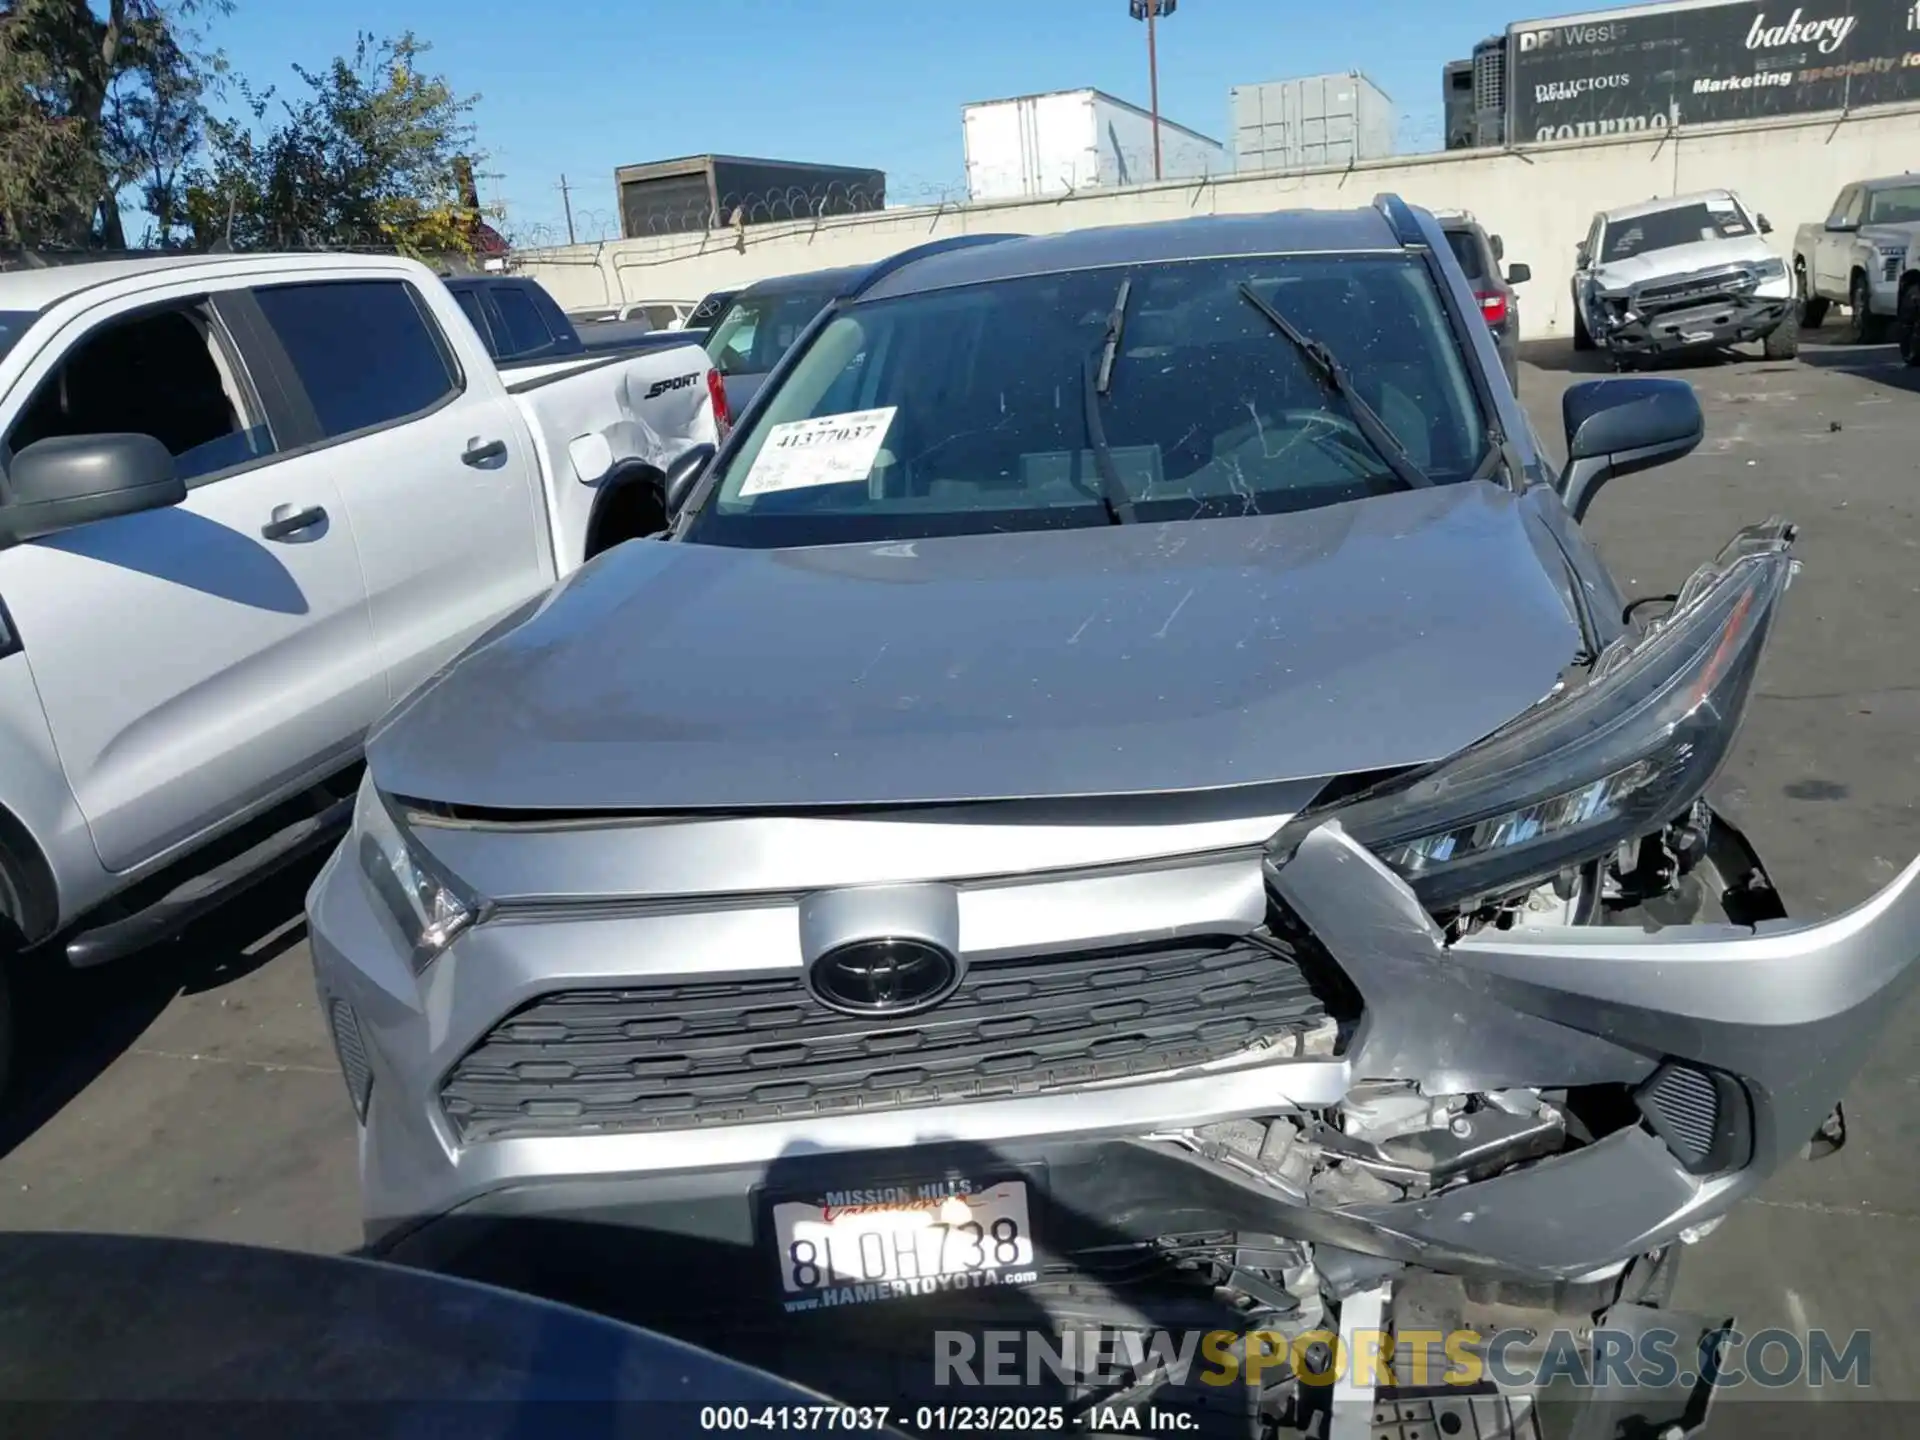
[1506, 262, 1532, 285]
[1757, 214, 1773, 235]
[0, 433, 185, 550]
[1575, 244, 1591, 269]
[1557, 378, 1703, 524]
[1825, 215, 1857, 233]
[662, 443, 716, 520]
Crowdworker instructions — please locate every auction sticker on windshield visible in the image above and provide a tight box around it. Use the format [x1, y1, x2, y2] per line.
[739, 407, 896, 497]
[772, 1176, 1038, 1311]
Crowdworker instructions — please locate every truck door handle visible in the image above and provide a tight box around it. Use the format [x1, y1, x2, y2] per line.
[261, 505, 328, 541]
[463, 438, 508, 466]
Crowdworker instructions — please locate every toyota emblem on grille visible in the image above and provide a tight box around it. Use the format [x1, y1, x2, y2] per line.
[807, 938, 962, 1016]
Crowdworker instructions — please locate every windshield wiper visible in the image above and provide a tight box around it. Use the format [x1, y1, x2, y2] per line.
[1079, 276, 1139, 524]
[1236, 283, 1432, 491]
[1096, 277, 1131, 396]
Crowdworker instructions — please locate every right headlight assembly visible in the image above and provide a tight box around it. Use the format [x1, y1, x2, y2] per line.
[1271, 521, 1797, 913]
[352, 772, 484, 972]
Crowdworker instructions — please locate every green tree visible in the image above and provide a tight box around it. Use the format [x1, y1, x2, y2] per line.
[0, 0, 226, 248]
[186, 31, 491, 256]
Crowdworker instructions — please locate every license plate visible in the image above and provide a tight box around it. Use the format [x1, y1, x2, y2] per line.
[771, 1177, 1038, 1310]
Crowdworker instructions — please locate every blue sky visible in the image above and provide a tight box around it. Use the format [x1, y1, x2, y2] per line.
[205, 0, 1645, 243]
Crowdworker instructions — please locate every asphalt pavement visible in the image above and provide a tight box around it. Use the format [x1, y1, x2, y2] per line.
[0, 328, 1915, 1414]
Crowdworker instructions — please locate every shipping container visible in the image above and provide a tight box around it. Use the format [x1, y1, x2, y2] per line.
[1505, 0, 1920, 146]
[962, 89, 1224, 203]
[1229, 72, 1397, 175]
[615, 155, 886, 239]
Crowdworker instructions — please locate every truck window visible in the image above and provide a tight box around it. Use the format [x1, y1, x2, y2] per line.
[4, 300, 273, 484]
[0, 311, 31, 363]
[451, 289, 492, 346]
[252, 281, 459, 439]
[490, 285, 558, 358]
[1865, 185, 1920, 226]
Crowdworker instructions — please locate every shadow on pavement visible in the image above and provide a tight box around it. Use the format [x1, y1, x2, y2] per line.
[0, 858, 320, 1162]
[1791, 333, 1919, 393]
[1518, 338, 1762, 377]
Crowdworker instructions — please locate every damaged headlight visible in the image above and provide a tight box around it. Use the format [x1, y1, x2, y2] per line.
[353, 773, 483, 971]
[1273, 523, 1796, 911]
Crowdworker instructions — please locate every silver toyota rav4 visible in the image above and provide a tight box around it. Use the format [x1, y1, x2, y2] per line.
[309, 197, 1919, 1428]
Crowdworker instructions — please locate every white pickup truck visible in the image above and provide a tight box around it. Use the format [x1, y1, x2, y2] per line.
[0, 251, 718, 1088]
[1793, 175, 1920, 345]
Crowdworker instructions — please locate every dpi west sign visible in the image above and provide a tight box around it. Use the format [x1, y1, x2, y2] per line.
[1505, 0, 1920, 143]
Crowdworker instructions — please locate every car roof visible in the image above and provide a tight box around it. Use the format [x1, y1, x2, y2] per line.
[738, 265, 872, 299]
[1859, 174, 1920, 190]
[0, 250, 425, 314]
[859, 207, 1404, 302]
[1600, 189, 1743, 223]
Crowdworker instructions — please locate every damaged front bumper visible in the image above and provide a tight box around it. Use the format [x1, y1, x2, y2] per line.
[1591, 270, 1794, 355]
[313, 797, 1920, 1301]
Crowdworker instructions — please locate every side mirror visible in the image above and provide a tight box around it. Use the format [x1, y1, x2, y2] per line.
[1825, 215, 1856, 233]
[1506, 262, 1532, 285]
[0, 433, 184, 550]
[1557, 378, 1703, 524]
[662, 442, 716, 520]
[1575, 244, 1591, 269]
[1756, 213, 1773, 235]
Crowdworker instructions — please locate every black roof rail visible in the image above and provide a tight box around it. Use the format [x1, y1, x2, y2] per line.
[1371, 193, 1428, 248]
[843, 232, 1025, 300]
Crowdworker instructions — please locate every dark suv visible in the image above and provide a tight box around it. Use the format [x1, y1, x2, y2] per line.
[1437, 210, 1528, 392]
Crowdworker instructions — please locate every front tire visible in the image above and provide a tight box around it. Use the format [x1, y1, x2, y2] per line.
[0, 948, 12, 1103]
[1572, 302, 1596, 352]
[1762, 307, 1800, 360]
[1898, 280, 1920, 368]
[1848, 273, 1888, 344]
[1796, 264, 1828, 328]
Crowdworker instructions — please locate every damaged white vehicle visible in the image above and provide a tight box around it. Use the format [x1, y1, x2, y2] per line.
[1572, 190, 1798, 364]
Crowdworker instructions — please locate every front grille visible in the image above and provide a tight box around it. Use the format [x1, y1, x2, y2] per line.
[440, 935, 1330, 1142]
[1633, 269, 1755, 309]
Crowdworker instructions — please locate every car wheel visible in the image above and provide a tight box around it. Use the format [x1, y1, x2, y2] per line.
[1762, 306, 1800, 360]
[1795, 265, 1827, 328]
[1572, 301, 1596, 351]
[1848, 273, 1887, 344]
[0, 947, 12, 1103]
[1898, 281, 1920, 368]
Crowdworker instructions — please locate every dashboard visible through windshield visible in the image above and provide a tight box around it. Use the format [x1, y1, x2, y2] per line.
[682, 254, 1486, 548]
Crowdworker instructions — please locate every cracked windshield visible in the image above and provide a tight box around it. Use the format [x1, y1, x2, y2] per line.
[3, 0, 1919, 1437]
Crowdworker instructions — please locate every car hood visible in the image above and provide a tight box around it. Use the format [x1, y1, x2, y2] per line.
[1593, 237, 1777, 292]
[368, 482, 1586, 812]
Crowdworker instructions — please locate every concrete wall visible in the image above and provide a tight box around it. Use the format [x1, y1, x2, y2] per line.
[514, 102, 1920, 343]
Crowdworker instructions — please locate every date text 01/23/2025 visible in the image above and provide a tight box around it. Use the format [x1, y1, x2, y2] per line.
[699, 1406, 1088, 1433]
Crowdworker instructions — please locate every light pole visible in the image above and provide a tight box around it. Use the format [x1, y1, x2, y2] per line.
[1129, 0, 1177, 181]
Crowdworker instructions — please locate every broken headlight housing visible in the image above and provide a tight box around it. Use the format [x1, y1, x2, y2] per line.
[353, 773, 483, 971]
[1273, 522, 1796, 912]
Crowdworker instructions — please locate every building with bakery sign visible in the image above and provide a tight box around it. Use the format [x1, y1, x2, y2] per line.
[1505, 0, 1920, 143]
